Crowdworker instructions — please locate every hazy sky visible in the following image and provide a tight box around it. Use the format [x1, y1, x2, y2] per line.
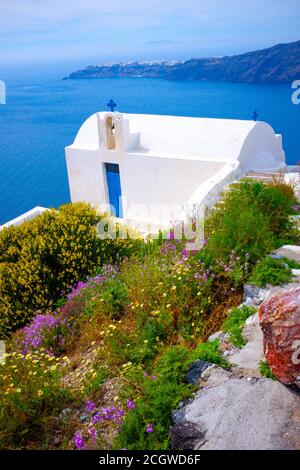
[1, 0, 299, 69]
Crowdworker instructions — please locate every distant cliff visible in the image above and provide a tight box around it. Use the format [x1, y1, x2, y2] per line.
[67, 40, 300, 84]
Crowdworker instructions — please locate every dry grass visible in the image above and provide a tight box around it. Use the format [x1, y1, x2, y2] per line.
[202, 292, 243, 341]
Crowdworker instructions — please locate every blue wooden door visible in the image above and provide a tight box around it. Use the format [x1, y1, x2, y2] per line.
[105, 163, 123, 218]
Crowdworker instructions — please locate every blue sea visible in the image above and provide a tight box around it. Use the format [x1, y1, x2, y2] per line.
[0, 75, 299, 224]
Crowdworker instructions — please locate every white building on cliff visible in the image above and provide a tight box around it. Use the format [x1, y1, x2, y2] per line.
[65, 112, 286, 231]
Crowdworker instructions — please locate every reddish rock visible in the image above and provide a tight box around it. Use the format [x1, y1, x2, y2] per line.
[258, 288, 300, 386]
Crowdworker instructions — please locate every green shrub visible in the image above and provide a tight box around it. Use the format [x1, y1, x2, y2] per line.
[116, 340, 230, 450]
[259, 360, 277, 380]
[101, 279, 129, 319]
[190, 339, 229, 368]
[205, 180, 297, 269]
[116, 346, 194, 450]
[248, 256, 292, 287]
[0, 203, 139, 336]
[281, 257, 300, 270]
[222, 305, 256, 348]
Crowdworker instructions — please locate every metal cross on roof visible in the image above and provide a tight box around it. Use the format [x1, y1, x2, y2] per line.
[253, 110, 258, 121]
[107, 99, 117, 112]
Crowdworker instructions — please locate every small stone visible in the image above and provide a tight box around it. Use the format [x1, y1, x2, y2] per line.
[79, 414, 89, 423]
[59, 408, 72, 420]
[185, 360, 212, 384]
[171, 422, 206, 450]
[243, 284, 267, 306]
[269, 253, 283, 260]
[292, 269, 300, 276]
[208, 331, 224, 342]
[53, 437, 62, 446]
[271, 245, 300, 264]
[245, 313, 258, 326]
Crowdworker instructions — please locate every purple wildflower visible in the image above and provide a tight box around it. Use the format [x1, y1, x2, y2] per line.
[146, 423, 154, 433]
[91, 406, 125, 426]
[73, 433, 85, 450]
[150, 375, 157, 381]
[17, 312, 63, 354]
[88, 427, 97, 439]
[127, 399, 135, 410]
[86, 400, 95, 413]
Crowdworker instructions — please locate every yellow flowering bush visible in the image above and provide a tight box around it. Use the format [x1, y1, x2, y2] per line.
[0, 350, 72, 448]
[0, 202, 141, 336]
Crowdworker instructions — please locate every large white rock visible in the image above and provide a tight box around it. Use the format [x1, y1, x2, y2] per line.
[171, 365, 300, 450]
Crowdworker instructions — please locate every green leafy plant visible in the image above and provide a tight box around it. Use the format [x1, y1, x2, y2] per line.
[280, 257, 300, 270]
[190, 339, 229, 368]
[101, 279, 129, 319]
[222, 305, 256, 348]
[205, 180, 298, 272]
[248, 256, 292, 287]
[259, 360, 277, 380]
[115, 346, 194, 450]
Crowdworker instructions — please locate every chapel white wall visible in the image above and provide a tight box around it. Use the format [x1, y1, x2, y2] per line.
[66, 112, 287, 229]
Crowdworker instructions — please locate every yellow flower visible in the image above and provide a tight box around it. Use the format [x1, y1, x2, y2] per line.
[37, 390, 43, 397]
[16, 388, 21, 393]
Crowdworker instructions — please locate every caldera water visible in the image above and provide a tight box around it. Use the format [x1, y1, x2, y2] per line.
[0, 75, 299, 224]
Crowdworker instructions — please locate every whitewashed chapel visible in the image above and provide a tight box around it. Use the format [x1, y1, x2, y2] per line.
[65, 111, 286, 230]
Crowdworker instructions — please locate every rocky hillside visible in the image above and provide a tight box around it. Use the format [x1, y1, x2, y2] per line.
[1, 177, 300, 451]
[67, 40, 300, 84]
[172, 247, 300, 450]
